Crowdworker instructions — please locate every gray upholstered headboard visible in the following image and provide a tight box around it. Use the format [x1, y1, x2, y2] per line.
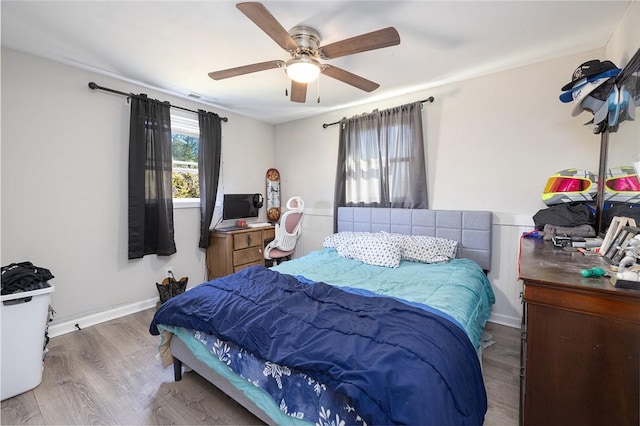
[337, 207, 493, 271]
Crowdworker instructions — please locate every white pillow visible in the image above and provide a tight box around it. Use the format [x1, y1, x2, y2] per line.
[323, 231, 374, 248]
[383, 232, 458, 264]
[337, 233, 401, 268]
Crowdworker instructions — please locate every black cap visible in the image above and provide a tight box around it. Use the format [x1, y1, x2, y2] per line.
[561, 60, 618, 91]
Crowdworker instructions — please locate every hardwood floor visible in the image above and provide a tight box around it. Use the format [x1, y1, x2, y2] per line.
[1, 310, 521, 425]
[482, 322, 521, 425]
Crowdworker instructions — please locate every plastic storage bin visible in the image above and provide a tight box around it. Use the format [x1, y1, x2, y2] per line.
[1, 284, 55, 400]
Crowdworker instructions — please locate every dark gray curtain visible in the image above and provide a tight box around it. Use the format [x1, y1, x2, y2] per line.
[333, 101, 427, 231]
[333, 119, 348, 232]
[128, 95, 176, 259]
[197, 110, 222, 248]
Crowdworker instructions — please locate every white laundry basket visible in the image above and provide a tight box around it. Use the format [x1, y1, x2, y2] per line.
[1, 284, 55, 400]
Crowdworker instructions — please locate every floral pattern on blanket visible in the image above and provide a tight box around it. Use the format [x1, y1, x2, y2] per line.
[192, 329, 366, 426]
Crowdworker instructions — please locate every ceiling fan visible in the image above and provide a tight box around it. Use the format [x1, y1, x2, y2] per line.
[208, 2, 401, 103]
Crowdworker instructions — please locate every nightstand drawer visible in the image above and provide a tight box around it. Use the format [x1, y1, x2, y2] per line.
[233, 230, 262, 249]
[233, 246, 263, 266]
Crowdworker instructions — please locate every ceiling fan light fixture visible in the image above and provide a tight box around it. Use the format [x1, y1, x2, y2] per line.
[286, 55, 321, 83]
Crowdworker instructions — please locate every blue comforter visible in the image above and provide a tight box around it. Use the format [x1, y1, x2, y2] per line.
[150, 265, 487, 425]
[273, 248, 494, 351]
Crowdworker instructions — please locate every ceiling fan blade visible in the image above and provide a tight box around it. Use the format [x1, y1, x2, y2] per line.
[236, 2, 298, 52]
[322, 65, 380, 92]
[320, 27, 400, 59]
[290, 81, 307, 103]
[208, 60, 284, 80]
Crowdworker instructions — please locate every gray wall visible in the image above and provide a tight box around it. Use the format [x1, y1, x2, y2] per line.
[1, 48, 276, 327]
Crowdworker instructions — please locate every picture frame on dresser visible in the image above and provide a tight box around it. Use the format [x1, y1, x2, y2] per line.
[607, 226, 640, 266]
[600, 216, 637, 259]
[603, 225, 639, 266]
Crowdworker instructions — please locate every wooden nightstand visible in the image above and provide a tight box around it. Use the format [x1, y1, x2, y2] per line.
[518, 238, 639, 426]
[206, 226, 275, 280]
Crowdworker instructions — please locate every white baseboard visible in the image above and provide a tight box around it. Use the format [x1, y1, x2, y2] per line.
[488, 312, 521, 329]
[48, 298, 521, 342]
[48, 297, 158, 338]
[47, 293, 522, 338]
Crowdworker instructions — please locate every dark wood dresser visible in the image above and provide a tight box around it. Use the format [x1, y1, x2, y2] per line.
[206, 226, 275, 280]
[519, 238, 639, 426]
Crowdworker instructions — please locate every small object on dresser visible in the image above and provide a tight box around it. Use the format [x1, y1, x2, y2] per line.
[577, 247, 600, 256]
[248, 222, 271, 228]
[552, 236, 571, 247]
[581, 267, 607, 278]
[572, 237, 603, 248]
[610, 275, 640, 290]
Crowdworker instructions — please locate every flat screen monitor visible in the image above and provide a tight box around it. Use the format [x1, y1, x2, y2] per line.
[222, 193, 259, 220]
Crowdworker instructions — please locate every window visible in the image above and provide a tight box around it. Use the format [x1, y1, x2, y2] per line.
[343, 121, 413, 206]
[334, 101, 427, 228]
[171, 113, 199, 201]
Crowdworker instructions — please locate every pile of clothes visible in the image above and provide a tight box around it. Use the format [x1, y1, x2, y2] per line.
[1, 262, 54, 295]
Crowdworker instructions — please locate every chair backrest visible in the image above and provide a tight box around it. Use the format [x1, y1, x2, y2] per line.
[273, 197, 304, 251]
[286, 196, 304, 212]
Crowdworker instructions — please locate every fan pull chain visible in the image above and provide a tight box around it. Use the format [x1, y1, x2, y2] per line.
[317, 76, 321, 103]
[284, 68, 289, 97]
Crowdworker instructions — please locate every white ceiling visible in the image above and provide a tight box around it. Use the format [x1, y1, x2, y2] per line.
[1, 1, 633, 124]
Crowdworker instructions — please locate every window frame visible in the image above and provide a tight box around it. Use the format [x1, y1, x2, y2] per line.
[170, 112, 200, 208]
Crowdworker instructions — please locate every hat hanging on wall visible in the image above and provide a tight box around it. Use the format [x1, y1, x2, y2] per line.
[559, 68, 620, 103]
[566, 77, 611, 108]
[580, 84, 637, 127]
[560, 59, 620, 91]
[619, 85, 637, 122]
[558, 59, 638, 129]
[571, 78, 614, 119]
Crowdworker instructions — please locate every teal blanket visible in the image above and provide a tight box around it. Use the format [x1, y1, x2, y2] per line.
[273, 248, 495, 350]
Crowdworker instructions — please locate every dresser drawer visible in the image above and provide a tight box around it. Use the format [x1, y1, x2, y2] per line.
[233, 246, 263, 267]
[263, 227, 275, 240]
[206, 226, 275, 280]
[233, 230, 262, 249]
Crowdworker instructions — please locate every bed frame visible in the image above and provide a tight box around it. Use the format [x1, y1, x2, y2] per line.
[170, 208, 493, 425]
[171, 337, 275, 423]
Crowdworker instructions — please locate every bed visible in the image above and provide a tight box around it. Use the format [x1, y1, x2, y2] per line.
[149, 207, 494, 425]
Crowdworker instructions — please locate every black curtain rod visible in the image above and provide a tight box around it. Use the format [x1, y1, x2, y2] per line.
[322, 96, 434, 128]
[88, 82, 228, 122]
